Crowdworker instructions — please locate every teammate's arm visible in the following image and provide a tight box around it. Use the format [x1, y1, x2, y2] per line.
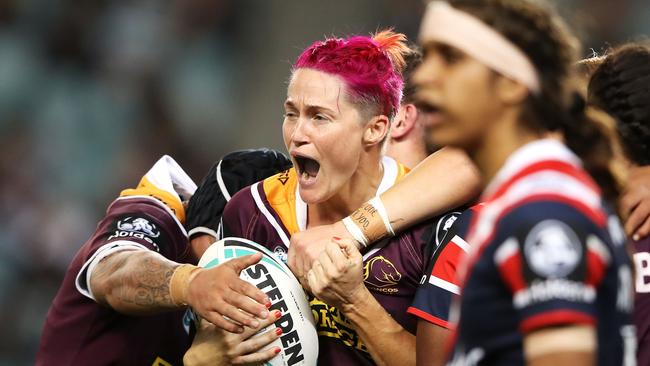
[416, 320, 450, 366]
[90, 248, 270, 333]
[288, 147, 480, 278]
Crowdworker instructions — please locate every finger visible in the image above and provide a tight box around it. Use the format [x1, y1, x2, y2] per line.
[325, 240, 349, 272]
[307, 268, 319, 295]
[217, 296, 263, 329]
[333, 237, 360, 262]
[318, 245, 338, 278]
[203, 311, 244, 334]
[232, 346, 281, 365]
[239, 310, 281, 340]
[228, 253, 263, 273]
[287, 242, 298, 275]
[620, 190, 642, 220]
[227, 278, 270, 317]
[635, 216, 650, 241]
[625, 199, 650, 237]
[237, 326, 282, 355]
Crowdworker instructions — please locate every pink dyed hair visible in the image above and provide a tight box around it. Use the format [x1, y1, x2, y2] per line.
[293, 30, 409, 118]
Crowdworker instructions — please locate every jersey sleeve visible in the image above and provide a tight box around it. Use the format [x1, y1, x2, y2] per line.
[75, 197, 190, 300]
[221, 186, 259, 239]
[75, 155, 196, 301]
[492, 200, 612, 333]
[408, 209, 473, 329]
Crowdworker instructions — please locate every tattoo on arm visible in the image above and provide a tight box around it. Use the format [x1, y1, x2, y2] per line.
[92, 250, 179, 314]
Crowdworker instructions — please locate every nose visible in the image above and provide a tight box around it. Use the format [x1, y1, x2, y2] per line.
[289, 118, 310, 147]
[412, 54, 443, 89]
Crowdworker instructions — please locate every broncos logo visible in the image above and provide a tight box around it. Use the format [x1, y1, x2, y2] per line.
[363, 256, 402, 289]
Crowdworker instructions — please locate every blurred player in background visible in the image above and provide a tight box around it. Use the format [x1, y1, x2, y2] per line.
[385, 46, 440, 168]
[414, 0, 632, 364]
[587, 42, 650, 365]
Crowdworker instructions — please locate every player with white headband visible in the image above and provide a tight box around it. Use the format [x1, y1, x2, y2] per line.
[411, 0, 633, 365]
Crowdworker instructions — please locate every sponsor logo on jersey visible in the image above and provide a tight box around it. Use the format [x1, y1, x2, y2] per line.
[277, 170, 290, 185]
[310, 298, 368, 354]
[363, 256, 401, 293]
[513, 278, 595, 309]
[436, 212, 461, 247]
[523, 220, 582, 278]
[107, 216, 163, 251]
[117, 217, 160, 238]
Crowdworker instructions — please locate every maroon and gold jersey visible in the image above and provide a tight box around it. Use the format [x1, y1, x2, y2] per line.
[37, 156, 195, 366]
[221, 157, 454, 365]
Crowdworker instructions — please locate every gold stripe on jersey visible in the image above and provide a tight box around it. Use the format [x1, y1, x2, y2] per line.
[262, 169, 300, 235]
[120, 176, 186, 224]
[261, 161, 409, 236]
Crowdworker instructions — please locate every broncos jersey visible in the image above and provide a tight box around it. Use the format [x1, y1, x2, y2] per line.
[446, 139, 635, 366]
[37, 156, 196, 366]
[221, 156, 457, 366]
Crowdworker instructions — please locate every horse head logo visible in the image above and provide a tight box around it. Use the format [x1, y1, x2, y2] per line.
[363, 256, 402, 288]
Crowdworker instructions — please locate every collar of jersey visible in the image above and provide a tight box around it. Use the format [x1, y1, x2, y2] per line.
[483, 138, 582, 199]
[295, 156, 400, 231]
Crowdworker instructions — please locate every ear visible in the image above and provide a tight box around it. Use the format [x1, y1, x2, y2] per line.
[494, 75, 529, 106]
[391, 104, 418, 139]
[363, 115, 390, 146]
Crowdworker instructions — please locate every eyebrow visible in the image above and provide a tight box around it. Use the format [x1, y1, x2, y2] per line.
[284, 100, 338, 115]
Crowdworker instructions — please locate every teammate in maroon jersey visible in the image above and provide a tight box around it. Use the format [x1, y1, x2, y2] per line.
[588, 42, 650, 365]
[37, 152, 289, 366]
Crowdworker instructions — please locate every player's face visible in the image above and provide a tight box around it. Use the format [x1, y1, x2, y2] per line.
[413, 42, 504, 151]
[283, 68, 368, 204]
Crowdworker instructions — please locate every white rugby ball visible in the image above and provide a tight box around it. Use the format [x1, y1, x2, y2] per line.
[198, 237, 318, 366]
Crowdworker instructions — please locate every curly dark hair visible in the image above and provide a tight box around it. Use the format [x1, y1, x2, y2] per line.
[588, 43, 650, 166]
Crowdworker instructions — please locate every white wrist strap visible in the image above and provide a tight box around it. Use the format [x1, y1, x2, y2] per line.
[369, 196, 395, 236]
[342, 216, 369, 248]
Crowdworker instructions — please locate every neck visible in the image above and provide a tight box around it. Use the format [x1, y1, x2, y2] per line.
[386, 137, 428, 169]
[467, 111, 540, 187]
[308, 151, 385, 227]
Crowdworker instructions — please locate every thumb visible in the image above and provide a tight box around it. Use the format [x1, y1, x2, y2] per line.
[333, 238, 360, 260]
[227, 253, 263, 273]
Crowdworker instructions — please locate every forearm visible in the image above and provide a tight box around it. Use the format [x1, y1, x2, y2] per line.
[342, 290, 416, 366]
[90, 249, 181, 314]
[383, 147, 481, 232]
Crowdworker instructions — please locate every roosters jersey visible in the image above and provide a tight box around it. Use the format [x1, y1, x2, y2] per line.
[37, 156, 196, 366]
[632, 236, 650, 365]
[408, 205, 477, 329]
[446, 139, 634, 366]
[221, 156, 456, 366]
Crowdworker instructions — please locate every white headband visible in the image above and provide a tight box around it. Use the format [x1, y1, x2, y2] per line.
[419, 1, 541, 94]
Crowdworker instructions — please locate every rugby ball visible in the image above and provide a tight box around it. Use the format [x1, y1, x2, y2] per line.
[198, 237, 318, 366]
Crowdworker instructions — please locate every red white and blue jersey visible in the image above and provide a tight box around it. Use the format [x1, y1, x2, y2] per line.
[447, 139, 634, 366]
[408, 205, 477, 329]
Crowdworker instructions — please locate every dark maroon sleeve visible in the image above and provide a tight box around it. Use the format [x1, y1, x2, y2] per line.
[221, 186, 261, 239]
[75, 197, 190, 299]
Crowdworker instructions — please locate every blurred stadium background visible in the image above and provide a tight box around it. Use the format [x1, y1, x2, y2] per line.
[0, 0, 648, 364]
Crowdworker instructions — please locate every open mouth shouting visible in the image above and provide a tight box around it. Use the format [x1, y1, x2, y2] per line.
[293, 153, 321, 187]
